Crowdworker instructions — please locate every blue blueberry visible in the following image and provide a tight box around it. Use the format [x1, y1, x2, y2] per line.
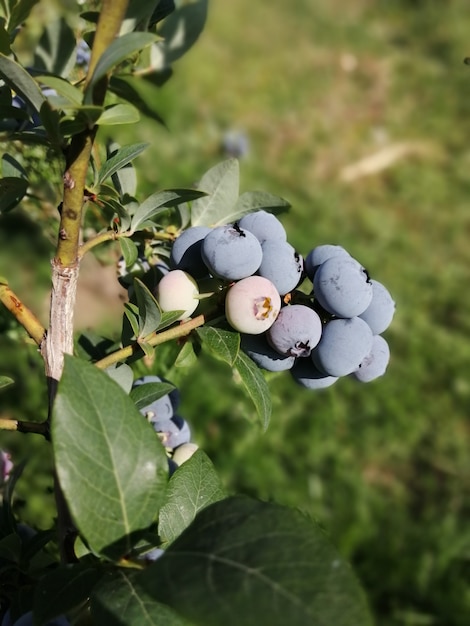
[305, 244, 350, 280]
[76, 39, 91, 68]
[202, 224, 263, 280]
[152, 415, 191, 450]
[291, 358, 338, 389]
[312, 317, 373, 377]
[257, 240, 304, 295]
[240, 333, 295, 371]
[266, 305, 322, 357]
[170, 226, 212, 278]
[221, 129, 250, 159]
[313, 255, 373, 318]
[359, 279, 396, 334]
[352, 334, 390, 382]
[238, 210, 287, 244]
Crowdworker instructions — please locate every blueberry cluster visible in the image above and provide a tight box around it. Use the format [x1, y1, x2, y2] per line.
[155, 210, 395, 390]
[132, 375, 198, 474]
[159, 211, 303, 334]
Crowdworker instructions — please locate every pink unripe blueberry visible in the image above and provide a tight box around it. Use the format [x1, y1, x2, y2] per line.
[155, 270, 199, 320]
[225, 276, 281, 334]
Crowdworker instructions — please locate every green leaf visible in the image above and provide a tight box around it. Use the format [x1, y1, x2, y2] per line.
[91, 569, 194, 626]
[86, 32, 158, 101]
[123, 303, 140, 341]
[131, 189, 206, 232]
[0, 375, 13, 391]
[136, 496, 373, 626]
[234, 350, 271, 430]
[6, 0, 40, 34]
[0, 177, 28, 213]
[100, 198, 132, 231]
[105, 363, 134, 394]
[1, 153, 27, 179]
[109, 75, 166, 126]
[112, 165, 137, 201]
[157, 310, 185, 331]
[96, 103, 140, 126]
[35, 75, 83, 106]
[155, 0, 208, 68]
[133, 277, 161, 338]
[196, 326, 240, 367]
[174, 341, 198, 369]
[38, 100, 62, 147]
[34, 563, 104, 626]
[0, 53, 45, 113]
[0, 24, 11, 55]
[33, 18, 77, 77]
[119, 237, 138, 267]
[214, 191, 291, 227]
[130, 381, 175, 411]
[139, 341, 154, 359]
[158, 450, 226, 547]
[191, 159, 239, 227]
[98, 142, 148, 186]
[52, 356, 169, 560]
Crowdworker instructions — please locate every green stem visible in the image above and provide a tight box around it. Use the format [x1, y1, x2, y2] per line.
[78, 229, 174, 259]
[95, 314, 206, 369]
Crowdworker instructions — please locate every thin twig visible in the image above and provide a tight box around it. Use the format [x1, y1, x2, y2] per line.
[94, 314, 206, 370]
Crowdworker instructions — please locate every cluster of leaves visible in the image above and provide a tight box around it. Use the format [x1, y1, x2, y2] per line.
[0, 1, 374, 624]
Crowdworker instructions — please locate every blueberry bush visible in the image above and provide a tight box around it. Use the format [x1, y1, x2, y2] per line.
[0, 1, 397, 624]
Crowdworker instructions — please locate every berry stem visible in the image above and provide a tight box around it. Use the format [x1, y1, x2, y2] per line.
[78, 228, 174, 259]
[94, 314, 207, 370]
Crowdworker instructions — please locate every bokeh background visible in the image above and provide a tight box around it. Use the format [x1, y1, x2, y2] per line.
[1, 1, 470, 625]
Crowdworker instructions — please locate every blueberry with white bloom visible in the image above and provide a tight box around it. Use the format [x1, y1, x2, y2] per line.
[240, 333, 295, 371]
[313, 255, 373, 318]
[258, 240, 304, 295]
[312, 317, 373, 377]
[238, 210, 287, 244]
[359, 279, 396, 334]
[291, 358, 338, 390]
[170, 226, 211, 277]
[202, 224, 262, 281]
[305, 244, 350, 280]
[267, 304, 322, 357]
[352, 334, 390, 382]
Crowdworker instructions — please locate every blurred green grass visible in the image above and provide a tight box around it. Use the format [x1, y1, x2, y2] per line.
[1, 1, 470, 625]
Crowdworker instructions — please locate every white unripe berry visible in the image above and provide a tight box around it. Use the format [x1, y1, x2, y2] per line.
[155, 270, 199, 321]
[172, 443, 199, 466]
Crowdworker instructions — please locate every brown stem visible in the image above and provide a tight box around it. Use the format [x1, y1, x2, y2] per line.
[0, 283, 46, 346]
[0, 418, 48, 437]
